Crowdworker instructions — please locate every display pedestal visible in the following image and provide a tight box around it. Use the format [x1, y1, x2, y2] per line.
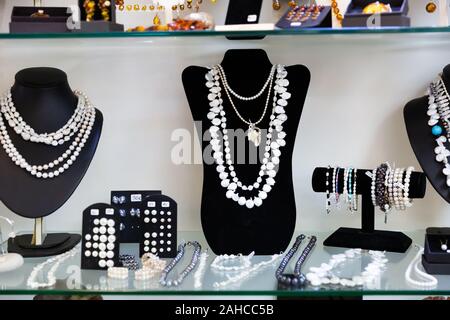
[8, 218, 80, 257]
[312, 167, 426, 253]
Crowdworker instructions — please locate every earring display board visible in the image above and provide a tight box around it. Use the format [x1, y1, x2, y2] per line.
[224, 0, 264, 39]
[312, 166, 426, 253]
[81, 203, 120, 270]
[139, 194, 177, 258]
[110, 190, 162, 243]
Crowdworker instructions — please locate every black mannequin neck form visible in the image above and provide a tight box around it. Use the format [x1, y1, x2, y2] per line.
[442, 64, 450, 88]
[10, 67, 78, 133]
[219, 49, 273, 96]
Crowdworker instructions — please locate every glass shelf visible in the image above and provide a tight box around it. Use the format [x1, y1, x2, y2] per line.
[1, 26, 450, 40]
[0, 230, 447, 297]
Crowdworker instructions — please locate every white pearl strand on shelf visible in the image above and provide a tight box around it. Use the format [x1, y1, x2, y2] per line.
[193, 251, 210, 289]
[405, 246, 438, 289]
[306, 249, 388, 287]
[211, 251, 255, 272]
[27, 247, 79, 289]
[0, 90, 96, 179]
[205, 65, 290, 209]
[212, 254, 282, 288]
[0, 90, 88, 146]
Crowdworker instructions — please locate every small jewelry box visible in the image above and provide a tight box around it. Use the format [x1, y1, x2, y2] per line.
[422, 227, 450, 275]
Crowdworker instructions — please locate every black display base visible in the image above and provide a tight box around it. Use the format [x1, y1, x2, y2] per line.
[422, 255, 450, 275]
[324, 227, 412, 253]
[78, 21, 124, 33]
[8, 233, 81, 257]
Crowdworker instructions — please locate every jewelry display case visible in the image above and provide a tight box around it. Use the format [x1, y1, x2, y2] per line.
[1, 0, 450, 299]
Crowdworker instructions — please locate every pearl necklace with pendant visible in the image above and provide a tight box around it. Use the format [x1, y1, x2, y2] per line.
[205, 65, 290, 209]
[0, 90, 96, 179]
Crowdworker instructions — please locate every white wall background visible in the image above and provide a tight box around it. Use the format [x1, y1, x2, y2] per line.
[0, 1, 449, 239]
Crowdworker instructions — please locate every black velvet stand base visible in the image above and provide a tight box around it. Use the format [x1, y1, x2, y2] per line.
[313, 167, 426, 253]
[8, 234, 81, 257]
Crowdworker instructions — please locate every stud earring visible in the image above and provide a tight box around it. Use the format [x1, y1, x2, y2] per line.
[441, 239, 448, 251]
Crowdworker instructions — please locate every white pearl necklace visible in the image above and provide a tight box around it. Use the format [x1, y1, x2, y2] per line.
[306, 249, 388, 287]
[0, 91, 88, 146]
[216, 64, 276, 101]
[211, 251, 254, 272]
[206, 65, 290, 209]
[405, 246, 438, 289]
[212, 254, 282, 288]
[0, 90, 96, 179]
[193, 251, 209, 289]
[27, 247, 78, 289]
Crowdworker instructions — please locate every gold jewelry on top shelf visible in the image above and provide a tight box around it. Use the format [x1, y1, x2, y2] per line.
[362, 1, 392, 14]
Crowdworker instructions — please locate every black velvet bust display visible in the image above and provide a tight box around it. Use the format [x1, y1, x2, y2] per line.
[182, 49, 310, 255]
[404, 64, 450, 203]
[1, 67, 103, 256]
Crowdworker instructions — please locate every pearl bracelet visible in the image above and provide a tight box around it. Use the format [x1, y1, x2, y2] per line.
[108, 267, 128, 279]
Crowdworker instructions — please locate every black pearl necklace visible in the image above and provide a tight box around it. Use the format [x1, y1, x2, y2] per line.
[160, 241, 202, 287]
[276, 235, 317, 288]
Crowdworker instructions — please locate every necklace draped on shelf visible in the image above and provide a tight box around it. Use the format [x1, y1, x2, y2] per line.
[205, 64, 290, 209]
[0, 90, 96, 179]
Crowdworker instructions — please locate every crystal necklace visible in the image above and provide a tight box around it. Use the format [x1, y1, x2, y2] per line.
[205, 64, 290, 209]
[0, 90, 96, 179]
[215, 64, 280, 147]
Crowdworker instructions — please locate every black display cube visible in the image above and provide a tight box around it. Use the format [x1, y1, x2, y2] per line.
[422, 227, 450, 274]
[342, 0, 410, 27]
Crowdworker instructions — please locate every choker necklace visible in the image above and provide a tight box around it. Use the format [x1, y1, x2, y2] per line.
[427, 77, 450, 187]
[0, 90, 96, 179]
[205, 65, 290, 209]
[276, 235, 316, 288]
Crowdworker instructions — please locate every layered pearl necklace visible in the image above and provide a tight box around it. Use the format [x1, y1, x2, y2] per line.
[205, 65, 290, 209]
[427, 77, 450, 187]
[0, 90, 96, 179]
[405, 246, 438, 289]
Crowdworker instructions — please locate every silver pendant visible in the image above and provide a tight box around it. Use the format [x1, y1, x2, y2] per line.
[247, 124, 261, 147]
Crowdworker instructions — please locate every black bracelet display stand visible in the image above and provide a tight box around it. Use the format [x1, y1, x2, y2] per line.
[312, 167, 426, 253]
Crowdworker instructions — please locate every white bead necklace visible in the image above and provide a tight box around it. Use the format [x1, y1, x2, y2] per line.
[206, 65, 290, 209]
[0, 91, 88, 146]
[216, 64, 276, 101]
[211, 251, 255, 272]
[405, 246, 438, 289]
[306, 249, 388, 288]
[212, 254, 282, 288]
[193, 250, 209, 289]
[27, 247, 78, 289]
[0, 90, 96, 179]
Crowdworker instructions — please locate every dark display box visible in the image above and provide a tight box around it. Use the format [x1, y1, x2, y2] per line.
[422, 227, 450, 275]
[10, 6, 124, 34]
[342, 0, 410, 27]
[275, 6, 332, 29]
